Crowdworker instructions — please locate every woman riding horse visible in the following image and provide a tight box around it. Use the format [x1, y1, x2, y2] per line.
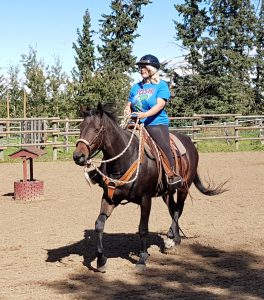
[73, 103, 227, 272]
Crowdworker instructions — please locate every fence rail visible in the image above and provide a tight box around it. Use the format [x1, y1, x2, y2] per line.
[0, 114, 263, 160]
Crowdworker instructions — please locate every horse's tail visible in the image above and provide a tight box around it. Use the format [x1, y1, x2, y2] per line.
[193, 172, 229, 196]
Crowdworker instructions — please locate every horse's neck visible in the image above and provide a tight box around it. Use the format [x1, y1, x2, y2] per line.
[102, 119, 131, 160]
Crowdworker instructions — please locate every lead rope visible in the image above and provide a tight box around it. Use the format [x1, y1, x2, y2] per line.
[84, 119, 144, 185]
[90, 117, 139, 164]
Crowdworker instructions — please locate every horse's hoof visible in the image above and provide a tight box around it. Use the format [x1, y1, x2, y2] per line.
[97, 263, 107, 273]
[135, 263, 146, 273]
[164, 238, 175, 249]
[97, 256, 107, 273]
[174, 235, 181, 245]
[167, 229, 174, 239]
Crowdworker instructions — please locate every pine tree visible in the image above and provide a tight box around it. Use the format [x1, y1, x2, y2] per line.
[72, 9, 97, 110]
[203, 0, 257, 113]
[0, 74, 6, 98]
[170, 0, 258, 115]
[98, 0, 152, 74]
[7, 65, 23, 117]
[253, 0, 264, 112]
[0, 74, 7, 117]
[97, 0, 152, 112]
[174, 0, 209, 73]
[46, 56, 69, 116]
[21, 46, 48, 116]
[72, 9, 96, 81]
[206, 0, 257, 80]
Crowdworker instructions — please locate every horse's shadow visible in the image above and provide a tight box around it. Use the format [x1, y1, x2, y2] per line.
[46, 230, 165, 268]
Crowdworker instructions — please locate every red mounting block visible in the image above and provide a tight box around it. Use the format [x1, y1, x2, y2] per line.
[9, 147, 46, 200]
[9, 147, 46, 182]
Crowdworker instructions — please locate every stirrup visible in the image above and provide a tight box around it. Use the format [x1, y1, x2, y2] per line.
[166, 174, 183, 190]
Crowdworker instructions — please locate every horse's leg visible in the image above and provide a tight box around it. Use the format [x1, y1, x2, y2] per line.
[136, 196, 152, 269]
[95, 197, 115, 272]
[163, 189, 188, 247]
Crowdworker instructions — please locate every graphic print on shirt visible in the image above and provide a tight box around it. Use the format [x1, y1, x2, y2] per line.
[133, 88, 155, 112]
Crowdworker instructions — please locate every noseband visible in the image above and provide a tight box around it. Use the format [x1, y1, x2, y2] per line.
[76, 125, 105, 158]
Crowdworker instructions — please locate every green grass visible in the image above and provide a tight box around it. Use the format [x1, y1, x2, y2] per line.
[197, 140, 264, 152]
[1, 146, 75, 163]
[1, 135, 263, 163]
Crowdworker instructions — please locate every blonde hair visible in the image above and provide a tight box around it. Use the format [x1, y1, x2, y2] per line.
[145, 65, 160, 84]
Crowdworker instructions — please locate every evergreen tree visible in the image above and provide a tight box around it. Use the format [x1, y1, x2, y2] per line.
[21, 46, 48, 116]
[170, 0, 258, 115]
[0, 74, 7, 117]
[174, 0, 209, 73]
[253, 0, 264, 112]
[72, 9, 96, 80]
[46, 56, 69, 116]
[0, 74, 6, 98]
[7, 65, 23, 117]
[97, 0, 152, 112]
[98, 0, 152, 73]
[202, 0, 257, 113]
[206, 0, 257, 80]
[72, 9, 98, 110]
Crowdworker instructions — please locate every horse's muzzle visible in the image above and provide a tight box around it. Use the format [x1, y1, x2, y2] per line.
[73, 151, 88, 166]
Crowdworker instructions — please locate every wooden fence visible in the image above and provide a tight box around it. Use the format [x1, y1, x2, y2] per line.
[0, 114, 263, 160]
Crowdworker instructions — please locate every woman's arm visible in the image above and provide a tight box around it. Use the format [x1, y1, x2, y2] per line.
[123, 102, 132, 117]
[133, 98, 166, 119]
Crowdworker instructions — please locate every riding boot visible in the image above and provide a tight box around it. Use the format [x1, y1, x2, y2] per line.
[166, 167, 183, 192]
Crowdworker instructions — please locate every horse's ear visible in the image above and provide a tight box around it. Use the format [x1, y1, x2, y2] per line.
[96, 102, 104, 116]
[79, 105, 90, 117]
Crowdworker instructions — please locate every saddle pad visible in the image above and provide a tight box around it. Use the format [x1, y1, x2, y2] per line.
[170, 134, 186, 155]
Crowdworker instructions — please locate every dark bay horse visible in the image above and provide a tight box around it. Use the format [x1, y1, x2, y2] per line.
[73, 103, 227, 271]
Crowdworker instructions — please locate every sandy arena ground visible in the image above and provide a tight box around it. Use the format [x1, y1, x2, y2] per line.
[0, 152, 264, 300]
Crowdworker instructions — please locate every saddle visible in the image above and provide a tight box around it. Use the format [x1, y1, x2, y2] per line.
[127, 124, 188, 192]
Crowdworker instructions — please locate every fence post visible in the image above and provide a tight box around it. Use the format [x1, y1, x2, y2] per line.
[31, 118, 34, 144]
[259, 119, 263, 145]
[223, 121, 230, 144]
[52, 121, 58, 161]
[65, 118, 69, 152]
[235, 118, 239, 150]
[192, 118, 198, 148]
[42, 120, 48, 144]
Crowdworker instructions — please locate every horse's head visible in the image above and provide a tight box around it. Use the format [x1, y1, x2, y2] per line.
[73, 103, 105, 166]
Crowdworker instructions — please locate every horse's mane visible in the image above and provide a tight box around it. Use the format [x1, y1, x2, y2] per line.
[81, 102, 119, 124]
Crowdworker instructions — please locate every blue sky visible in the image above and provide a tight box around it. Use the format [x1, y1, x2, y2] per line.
[0, 0, 184, 77]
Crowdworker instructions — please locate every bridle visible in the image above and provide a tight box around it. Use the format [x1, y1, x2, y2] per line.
[75, 116, 145, 201]
[75, 125, 105, 158]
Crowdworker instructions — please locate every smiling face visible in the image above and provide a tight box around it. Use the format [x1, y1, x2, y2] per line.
[138, 65, 150, 79]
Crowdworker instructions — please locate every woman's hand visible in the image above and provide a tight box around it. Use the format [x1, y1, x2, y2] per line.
[132, 98, 166, 120]
[131, 111, 148, 119]
[123, 103, 131, 118]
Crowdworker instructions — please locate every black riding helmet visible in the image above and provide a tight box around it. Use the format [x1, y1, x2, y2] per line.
[136, 54, 160, 69]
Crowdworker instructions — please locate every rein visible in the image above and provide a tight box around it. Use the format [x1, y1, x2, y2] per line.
[90, 117, 140, 164]
[90, 122, 144, 184]
[78, 117, 145, 200]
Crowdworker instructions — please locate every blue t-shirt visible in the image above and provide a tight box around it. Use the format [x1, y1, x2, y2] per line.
[128, 80, 170, 126]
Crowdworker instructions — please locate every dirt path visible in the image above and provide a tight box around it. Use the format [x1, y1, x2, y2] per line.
[0, 152, 264, 299]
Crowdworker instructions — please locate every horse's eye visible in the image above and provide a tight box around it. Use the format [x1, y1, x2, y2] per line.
[95, 128, 99, 133]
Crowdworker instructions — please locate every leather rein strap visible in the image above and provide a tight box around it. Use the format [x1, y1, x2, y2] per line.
[103, 130, 145, 200]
